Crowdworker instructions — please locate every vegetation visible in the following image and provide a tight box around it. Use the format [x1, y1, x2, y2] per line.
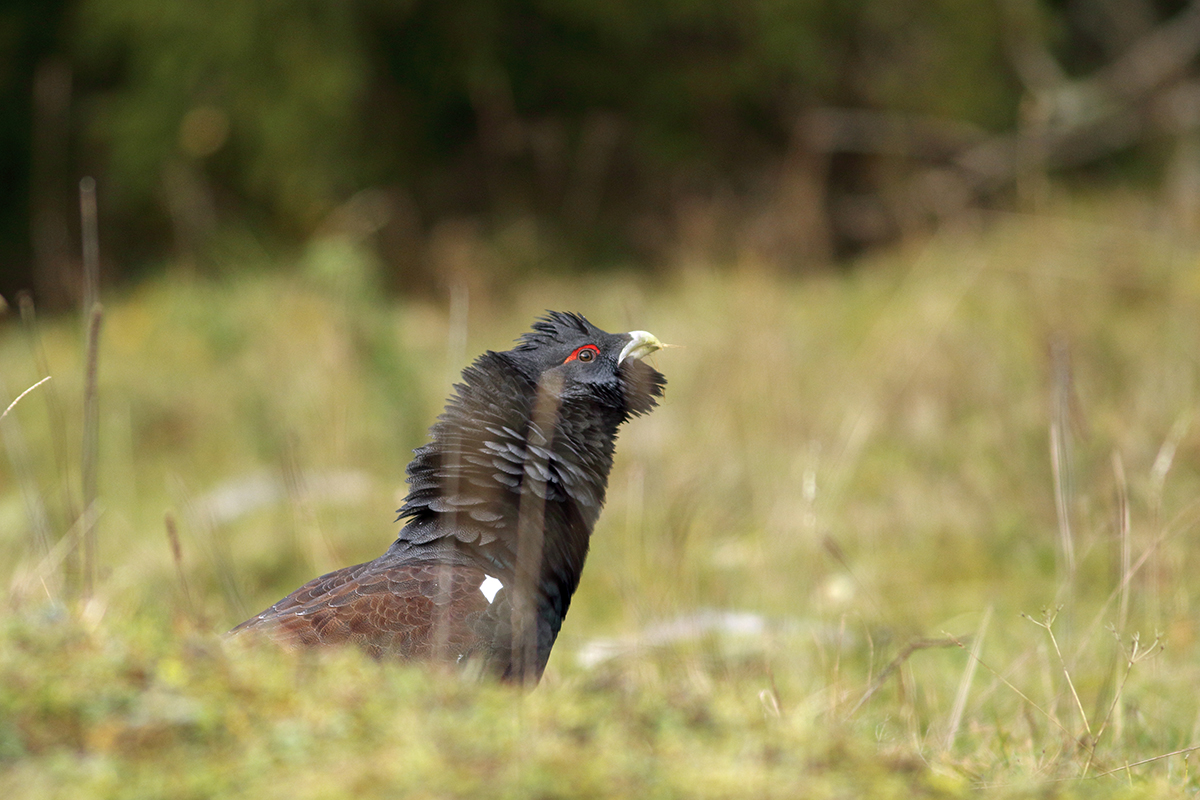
[11, 0, 1200, 302]
[3, 193, 1200, 796]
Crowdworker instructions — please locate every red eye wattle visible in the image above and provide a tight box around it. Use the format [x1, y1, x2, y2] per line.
[564, 344, 601, 364]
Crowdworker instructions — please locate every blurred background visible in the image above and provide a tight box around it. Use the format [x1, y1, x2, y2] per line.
[5, 0, 1200, 303]
[3, 2, 1200, 793]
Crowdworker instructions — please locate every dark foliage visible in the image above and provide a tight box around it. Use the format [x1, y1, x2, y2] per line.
[2, 0, 1194, 303]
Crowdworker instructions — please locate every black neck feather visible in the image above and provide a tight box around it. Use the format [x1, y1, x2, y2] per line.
[392, 352, 622, 605]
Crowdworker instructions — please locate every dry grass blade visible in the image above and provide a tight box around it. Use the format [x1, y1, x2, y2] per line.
[822, 535, 885, 620]
[1086, 744, 1200, 780]
[432, 287, 468, 661]
[9, 503, 100, 604]
[1112, 452, 1131, 635]
[0, 377, 55, 558]
[17, 292, 79, 542]
[173, 474, 247, 618]
[81, 304, 103, 601]
[0, 374, 56, 561]
[0, 375, 52, 423]
[79, 177, 103, 602]
[943, 606, 992, 753]
[164, 512, 200, 626]
[80, 177, 100, 312]
[513, 371, 563, 686]
[1071, 497, 1200, 664]
[1149, 415, 1191, 514]
[1047, 335, 1076, 580]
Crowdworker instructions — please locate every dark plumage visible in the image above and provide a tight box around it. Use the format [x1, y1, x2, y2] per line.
[231, 312, 666, 682]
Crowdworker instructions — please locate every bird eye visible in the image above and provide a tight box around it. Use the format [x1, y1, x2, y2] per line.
[565, 344, 601, 364]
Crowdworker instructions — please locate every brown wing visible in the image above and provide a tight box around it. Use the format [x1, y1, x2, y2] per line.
[231, 561, 500, 663]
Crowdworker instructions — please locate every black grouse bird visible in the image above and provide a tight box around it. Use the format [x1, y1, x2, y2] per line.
[231, 312, 666, 682]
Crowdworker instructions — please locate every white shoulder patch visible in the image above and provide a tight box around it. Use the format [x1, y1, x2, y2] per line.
[479, 575, 503, 604]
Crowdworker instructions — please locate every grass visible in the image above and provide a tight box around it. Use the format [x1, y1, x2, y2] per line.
[3, 192, 1200, 796]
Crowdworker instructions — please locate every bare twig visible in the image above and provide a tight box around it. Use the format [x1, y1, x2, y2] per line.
[942, 631, 1092, 754]
[801, 108, 986, 160]
[1024, 608, 1091, 740]
[1083, 631, 1163, 777]
[1091, 0, 1200, 101]
[800, 1, 1200, 226]
[998, 0, 1067, 94]
[850, 636, 963, 716]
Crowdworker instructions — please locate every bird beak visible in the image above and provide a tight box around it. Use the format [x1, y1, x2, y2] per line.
[619, 330, 665, 364]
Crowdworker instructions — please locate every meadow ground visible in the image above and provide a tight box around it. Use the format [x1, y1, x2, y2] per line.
[2, 195, 1200, 798]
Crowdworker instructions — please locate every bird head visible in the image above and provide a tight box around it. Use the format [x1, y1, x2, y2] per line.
[397, 311, 667, 536]
[512, 311, 666, 419]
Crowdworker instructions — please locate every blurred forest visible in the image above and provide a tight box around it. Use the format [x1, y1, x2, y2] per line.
[4, 0, 1200, 306]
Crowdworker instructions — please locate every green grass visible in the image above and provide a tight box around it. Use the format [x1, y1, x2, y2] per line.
[3, 193, 1200, 797]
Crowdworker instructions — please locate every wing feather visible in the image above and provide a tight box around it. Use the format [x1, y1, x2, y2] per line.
[232, 562, 500, 662]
